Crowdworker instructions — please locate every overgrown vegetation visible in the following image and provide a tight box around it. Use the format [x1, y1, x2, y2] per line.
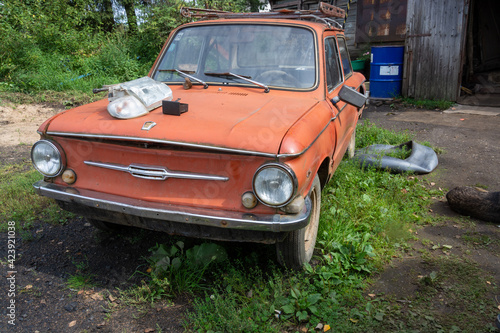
[399, 97, 454, 110]
[0, 0, 263, 103]
[1, 2, 492, 330]
[124, 242, 228, 304]
[112, 121, 459, 332]
[3, 119, 494, 331]
[0, 162, 74, 231]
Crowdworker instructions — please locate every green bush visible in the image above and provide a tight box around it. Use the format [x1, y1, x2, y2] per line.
[0, 0, 261, 96]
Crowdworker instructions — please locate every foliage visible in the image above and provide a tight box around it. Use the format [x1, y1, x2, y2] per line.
[0, 0, 265, 96]
[184, 122, 445, 331]
[400, 97, 454, 110]
[354, 44, 371, 61]
[66, 257, 96, 290]
[356, 51, 370, 61]
[0, 0, 148, 93]
[149, 241, 228, 277]
[356, 119, 413, 148]
[280, 285, 322, 322]
[319, 233, 376, 277]
[126, 241, 228, 304]
[0, 162, 74, 231]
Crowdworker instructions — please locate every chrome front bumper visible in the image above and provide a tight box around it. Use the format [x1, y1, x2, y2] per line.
[34, 181, 311, 233]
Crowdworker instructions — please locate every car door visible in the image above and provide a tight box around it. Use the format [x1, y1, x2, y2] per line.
[324, 35, 357, 164]
[337, 35, 362, 140]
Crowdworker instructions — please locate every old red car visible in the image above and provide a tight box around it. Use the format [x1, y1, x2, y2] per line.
[31, 3, 366, 268]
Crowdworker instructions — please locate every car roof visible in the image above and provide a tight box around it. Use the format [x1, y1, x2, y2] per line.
[180, 18, 343, 33]
[179, 4, 345, 32]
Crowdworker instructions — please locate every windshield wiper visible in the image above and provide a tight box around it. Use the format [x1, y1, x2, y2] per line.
[159, 69, 208, 89]
[204, 72, 269, 93]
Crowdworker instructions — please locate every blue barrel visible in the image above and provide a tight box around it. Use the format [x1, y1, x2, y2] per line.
[370, 46, 404, 99]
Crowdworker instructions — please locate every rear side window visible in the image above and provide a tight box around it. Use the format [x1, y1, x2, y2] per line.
[337, 37, 352, 77]
[325, 37, 342, 91]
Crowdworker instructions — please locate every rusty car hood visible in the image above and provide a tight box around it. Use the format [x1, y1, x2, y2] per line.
[43, 89, 320, 154]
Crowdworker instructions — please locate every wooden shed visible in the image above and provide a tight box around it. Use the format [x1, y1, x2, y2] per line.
[268, 0, 500, 104]
[404, 0, 500, 104]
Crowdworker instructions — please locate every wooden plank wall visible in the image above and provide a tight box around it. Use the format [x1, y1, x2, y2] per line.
[332, 0, 359, 55]
[403, 0, 469, 100]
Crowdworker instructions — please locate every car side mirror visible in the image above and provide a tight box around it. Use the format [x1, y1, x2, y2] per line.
[337, 85, 367, 108]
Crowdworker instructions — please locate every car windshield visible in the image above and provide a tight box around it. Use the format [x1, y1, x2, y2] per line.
[153, 24, 316, 90]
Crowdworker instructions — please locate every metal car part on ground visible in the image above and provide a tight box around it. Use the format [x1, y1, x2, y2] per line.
[354, 141, 438, 174]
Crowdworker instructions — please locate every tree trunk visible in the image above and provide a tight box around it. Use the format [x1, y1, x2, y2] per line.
[122, 0, 137, 34]
[102, 0, 115, 33]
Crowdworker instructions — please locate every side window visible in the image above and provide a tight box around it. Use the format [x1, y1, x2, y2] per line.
[325, 37, 342, 91]
[337, 37, 352, 77]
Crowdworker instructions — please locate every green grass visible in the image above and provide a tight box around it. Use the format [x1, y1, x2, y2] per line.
[1, 32, 152, 95]
[5, 120, 490, 332]
[356, 119, 413, 148]
[185, 260, 391, 332]
[114, 121, 447, 332]
[462, 232, 499, 249]
[400, 97, 454, 110]
[66, 257, 96, 290]
[0, 162, 74, 231]
[377, 257, 497, 332]
[66, 274, 96, 290]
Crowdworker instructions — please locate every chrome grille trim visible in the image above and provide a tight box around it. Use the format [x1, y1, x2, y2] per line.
[84, 161, 228, 181]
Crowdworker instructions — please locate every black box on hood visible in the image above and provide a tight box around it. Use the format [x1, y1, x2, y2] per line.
[162, 100, 188, 116]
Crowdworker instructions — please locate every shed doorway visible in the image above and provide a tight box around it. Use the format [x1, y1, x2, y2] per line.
[460, 0, 500, 106]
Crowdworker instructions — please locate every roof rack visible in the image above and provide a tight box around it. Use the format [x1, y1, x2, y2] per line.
[180, 2, 345, 22]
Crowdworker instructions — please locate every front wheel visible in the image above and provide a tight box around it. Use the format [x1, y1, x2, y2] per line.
[276, 174, 321, 269]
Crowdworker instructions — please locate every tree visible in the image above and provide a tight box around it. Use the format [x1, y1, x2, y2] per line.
[100, 0, 115, 32]
[120, 0, 138, 33]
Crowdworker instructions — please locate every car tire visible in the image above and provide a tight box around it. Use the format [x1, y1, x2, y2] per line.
[88, 218, 122, 232]
[276, 174, 321, 269]
[347, 129, 356, 159]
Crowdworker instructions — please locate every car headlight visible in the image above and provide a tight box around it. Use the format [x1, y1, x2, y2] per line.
[31, 140, 65, 177]
[107, 95, 148, 119]
[253, 163, 296, 207]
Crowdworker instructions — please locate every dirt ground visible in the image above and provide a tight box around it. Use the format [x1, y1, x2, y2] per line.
[0, 101, 499, 332]
[363, 103, 500, 330]
[0, 102, 61, 167]
[0, 103, 61, 147]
